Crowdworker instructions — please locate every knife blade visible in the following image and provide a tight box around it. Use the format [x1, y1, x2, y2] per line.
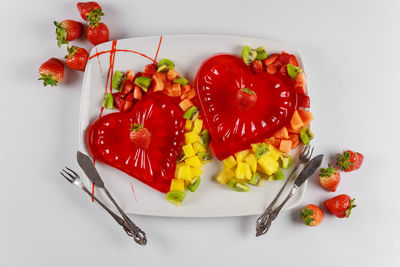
[77, 151, 105, 188]
[294, 154, 324, 187]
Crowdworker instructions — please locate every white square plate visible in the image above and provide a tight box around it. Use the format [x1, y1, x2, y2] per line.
[79, 34, 308, 217]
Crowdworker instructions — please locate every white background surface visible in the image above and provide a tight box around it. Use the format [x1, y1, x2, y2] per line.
[1, 0, 399, 266]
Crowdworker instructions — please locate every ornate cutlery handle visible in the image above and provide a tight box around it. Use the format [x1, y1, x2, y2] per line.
[256, 186, 298, 236]
[104, 188, 147, 246]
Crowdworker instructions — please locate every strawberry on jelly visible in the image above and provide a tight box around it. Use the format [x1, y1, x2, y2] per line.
[87, 93, 185, 193]
[195, 54, 298, 160]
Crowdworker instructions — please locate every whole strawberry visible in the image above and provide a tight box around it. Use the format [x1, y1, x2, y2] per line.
[301, 204, 324, 226]
[87, 22, 109, 46]
[38, 58, 64, 87]
[337, 150, 364, 172]
[77, 1, 103, 25]
[319, 164, 341, 192]
[236, 88, 257, 111]
[130, 123, 151, 150]
[324, 194, 356, 218]
[65, 46, 89, 71]
[54, 20, 83, 47]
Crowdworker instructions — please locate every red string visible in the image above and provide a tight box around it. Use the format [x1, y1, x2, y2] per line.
[154, 36, 163, 62]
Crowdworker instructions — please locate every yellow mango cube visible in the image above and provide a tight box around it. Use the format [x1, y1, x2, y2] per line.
[175, 163, 185, 179]
[177, 165, 193, 180]
[170, 179, 185, 191]
[251, 143, 260, 153]
[245, 154, 257, 172]
[185, 120, 193, 132]
[216, 168, 235, 184]
[266, 144, 282, 161]
[185, 156, 203, 169]
[235, 149, 250, 162]
[193, 118, 203, 134]
[193, 142, 206, 153]
[235, 162, 252, 180]
[258, 155, 279, 175]
[223, 156, 237, 169]
[182, 144, 195, 158]
[191, 167, 203, 177]
[185, 131, 200, 144]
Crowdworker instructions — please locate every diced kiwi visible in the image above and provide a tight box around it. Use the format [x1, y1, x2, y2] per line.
[200, 130, 210, 147]
[287, 64, 302, 79]
[197, 152, 212, 163]
[300, 127, 314, 145]
[112, 71, 125, 90]
[280, 155, 293, 169]
[254, 47, 268, 60]
[173, 77, 188, 85]
[242, 45, 257, 65]
[248, 172, 261, 185]
[134, 76, 152, 92]
[274, 169, 284, 180]
[255, 143, 268, 159]
[102, 93, 113, 109]
[227, 178, 250, 192]
[165, 190, 186, 206]
[182, 106, 199, 120]
[157, 58, 175, 72]
[188, 176, 201, 192]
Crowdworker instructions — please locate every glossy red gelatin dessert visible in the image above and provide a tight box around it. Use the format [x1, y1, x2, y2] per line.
[195, 54, 298, 160]
[87, 93, 185, 193]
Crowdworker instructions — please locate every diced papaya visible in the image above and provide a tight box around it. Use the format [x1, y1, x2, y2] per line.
[290, 110, 304, 130]
[273, 126, 289, 139]
[169, 83, 181, 97]
[294, 84, 307, 95]
[167, 69, 179, 81]
[153, 72, 167, 82]
[286, 124, 301, 134]
[180, 88, 196, 100]
[152, 75, 164, 92]
[181, 84, 192, 93]
[295, 73, 306, 86]
[265, 136, 281, 148]
[279, 139, 292, 154]
[163, 81, 172, 94]
[298, 110, 313, 126]
[289, 134, 300, 149]
[179, 99, 194, 111]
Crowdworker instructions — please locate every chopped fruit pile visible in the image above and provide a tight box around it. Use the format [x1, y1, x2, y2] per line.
[265, 109, 314, 154]
[166, 111, 212, 206]
[105, 58, 196, 114]
[215, 143, 292, 191]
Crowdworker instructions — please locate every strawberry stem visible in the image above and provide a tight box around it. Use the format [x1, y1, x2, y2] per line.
[130, 123, 143, 132]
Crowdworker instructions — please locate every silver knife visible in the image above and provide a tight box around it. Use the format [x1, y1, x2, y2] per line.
[77, 151, 147, 246]
[256, 154, 324, 236]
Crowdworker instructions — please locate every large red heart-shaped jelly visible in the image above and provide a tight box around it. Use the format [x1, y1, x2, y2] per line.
[87, 93, 185, 193]
[195, 54, 298, 160]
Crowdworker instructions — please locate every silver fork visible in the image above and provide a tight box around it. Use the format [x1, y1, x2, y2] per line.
[60, 167, 137, 240]
[255, 145, 314, 236]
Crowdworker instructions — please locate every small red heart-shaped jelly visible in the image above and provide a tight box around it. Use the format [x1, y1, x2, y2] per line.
[195, 54, 298, 160]
[87, 93, 185, 193]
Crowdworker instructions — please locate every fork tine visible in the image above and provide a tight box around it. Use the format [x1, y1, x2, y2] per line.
[308, 146, 314, 159]
[65, 167, 79, 177]
[301, 145, 310, 157]
[62, 168, 77, 180]
[60, 171, 73, 183]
